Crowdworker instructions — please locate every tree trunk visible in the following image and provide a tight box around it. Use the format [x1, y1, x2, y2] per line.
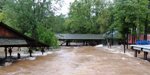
[127, 33, 129, 49]
[144, 14, 148, 40]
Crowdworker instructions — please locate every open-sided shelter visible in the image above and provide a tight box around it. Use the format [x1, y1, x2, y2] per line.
[56, 34, 105, 46]
[0, 22, 49, 58]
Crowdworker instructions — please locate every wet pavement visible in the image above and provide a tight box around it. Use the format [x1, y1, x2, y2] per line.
[0, 46, 150, 75]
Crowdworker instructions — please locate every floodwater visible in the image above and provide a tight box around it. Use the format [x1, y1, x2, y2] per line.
[0, 46, 150, 75]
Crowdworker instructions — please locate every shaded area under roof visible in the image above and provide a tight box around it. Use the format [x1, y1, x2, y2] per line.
[56, 34, 104, 40]
[0, 22, 49, 47]
[103, 30, 121, 39]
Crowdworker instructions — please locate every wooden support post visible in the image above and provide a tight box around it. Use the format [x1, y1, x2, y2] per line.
[138, 51, 141, 54]
[123, 44, 126, 53]
[144, 52, 148, 60]
[66, 41, 69, 46]
[4, 47, 7, 58]
[8, 47, 12, 57]
[134, 50, 138, 57]
[41, 47, 45, 55]
[17, 53, 21, 59]
[28, 48, 33, 57]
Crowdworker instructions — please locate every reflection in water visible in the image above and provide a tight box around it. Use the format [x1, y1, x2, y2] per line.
[0, 46, 150, 75]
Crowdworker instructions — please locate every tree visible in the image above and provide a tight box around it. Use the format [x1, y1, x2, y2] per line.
[0, 0, 6, 21]
[1, 0, 59, 46]
[112, 0, 148, 39]
[65, 0, 110, 34]
[66, 0, 94, 33]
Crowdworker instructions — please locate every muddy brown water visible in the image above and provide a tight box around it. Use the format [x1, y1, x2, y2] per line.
[0, 46, 150, 75]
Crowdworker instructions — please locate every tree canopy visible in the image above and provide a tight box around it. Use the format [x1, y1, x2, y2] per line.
[0, 0, 61, 47]
[64, 0, 150, 40]
[0, 0, 150, 47]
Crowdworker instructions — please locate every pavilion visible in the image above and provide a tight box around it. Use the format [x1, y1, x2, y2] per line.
[0, 22, 49, 58]
[56, 34, 105, 46]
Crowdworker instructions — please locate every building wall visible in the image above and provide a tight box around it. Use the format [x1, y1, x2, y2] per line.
[128, 34, 150, 44]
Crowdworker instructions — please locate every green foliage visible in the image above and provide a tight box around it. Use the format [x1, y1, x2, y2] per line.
[0, 12, 6, 21]
[64, 0, 114, 34]
[112, 0, 148, 39]
[37, 25, 58, 48]
[65, 0, 97, 33]
[51, 15, 66, 33]
[0, 0, 149, 46]
[65, 0, 149, 40]
[1, 0, 60, 47]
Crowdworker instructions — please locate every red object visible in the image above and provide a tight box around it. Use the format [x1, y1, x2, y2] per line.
[128, 34, 150, 44]
[0, 26, 19, 38]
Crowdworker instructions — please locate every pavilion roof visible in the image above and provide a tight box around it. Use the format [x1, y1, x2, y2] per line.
[56, 34, 104, 40]
[0, 22, 49, 47]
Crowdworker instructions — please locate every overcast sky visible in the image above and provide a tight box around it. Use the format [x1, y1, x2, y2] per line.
[52, 0, 113, 15]
[52, 0, 75, 15]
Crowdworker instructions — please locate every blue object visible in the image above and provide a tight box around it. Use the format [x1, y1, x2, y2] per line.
[136, 40, 150, 45]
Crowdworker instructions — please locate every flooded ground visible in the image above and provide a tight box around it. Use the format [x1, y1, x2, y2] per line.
[0, 46, 150, 75]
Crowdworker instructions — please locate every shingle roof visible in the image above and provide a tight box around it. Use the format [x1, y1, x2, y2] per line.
[56, 34, 104, 40]
[0, 38, 27, 45]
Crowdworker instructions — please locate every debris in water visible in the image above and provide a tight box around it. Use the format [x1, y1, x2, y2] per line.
[95, 44, 103, 48]
[121, 57, 126, 60]
[26, 57, 36, 60]
[4, 62, 12, 66]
